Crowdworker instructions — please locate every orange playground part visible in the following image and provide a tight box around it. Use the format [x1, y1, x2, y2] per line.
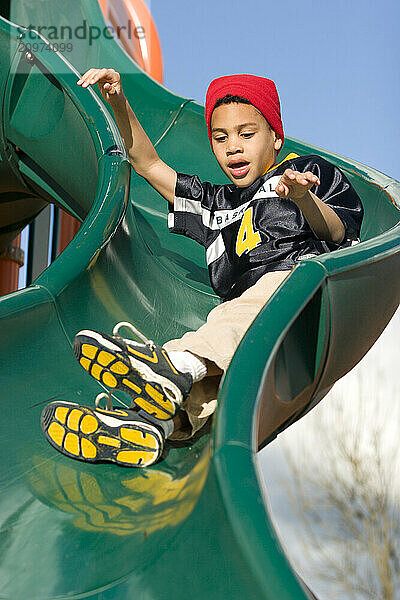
[98, 0, 163, 82]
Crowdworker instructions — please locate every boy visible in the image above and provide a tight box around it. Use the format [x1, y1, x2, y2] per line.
[41, 71, 363, 467]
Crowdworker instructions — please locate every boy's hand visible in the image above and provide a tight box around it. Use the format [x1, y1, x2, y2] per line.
[275, 169, 320, 201]
[77, 68, 122, 104]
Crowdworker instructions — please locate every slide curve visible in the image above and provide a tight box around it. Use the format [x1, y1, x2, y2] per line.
[1, 1, 400, 598]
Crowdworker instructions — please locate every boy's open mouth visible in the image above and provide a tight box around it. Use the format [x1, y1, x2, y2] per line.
[227, 160, 250, 178]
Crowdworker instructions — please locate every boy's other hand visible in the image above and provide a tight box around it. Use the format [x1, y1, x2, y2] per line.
[77, 68, 122, 104]
[276, 169, 320, 201]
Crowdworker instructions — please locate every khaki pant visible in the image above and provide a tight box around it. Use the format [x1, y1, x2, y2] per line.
[164, 270, 292, 440]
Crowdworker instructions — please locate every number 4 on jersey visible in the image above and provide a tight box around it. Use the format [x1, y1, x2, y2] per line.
[235, 207, 261, 256]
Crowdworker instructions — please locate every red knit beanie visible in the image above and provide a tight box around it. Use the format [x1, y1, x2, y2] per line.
[205, 74, 284, 151]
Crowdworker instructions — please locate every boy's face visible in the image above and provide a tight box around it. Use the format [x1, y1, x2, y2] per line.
[210, 102, 282, 187]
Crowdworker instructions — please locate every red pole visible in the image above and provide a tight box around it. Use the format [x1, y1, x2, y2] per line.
[57, 212, 81, 255]
[0, 234, 24, 296]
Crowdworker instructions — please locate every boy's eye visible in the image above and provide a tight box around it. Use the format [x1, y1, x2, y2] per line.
[213, 132, 255, 142]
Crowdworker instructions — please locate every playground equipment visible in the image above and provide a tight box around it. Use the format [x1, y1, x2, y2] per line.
[0, 0, 162, 293]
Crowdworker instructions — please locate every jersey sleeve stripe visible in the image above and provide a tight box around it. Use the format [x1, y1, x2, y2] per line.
[175, 196, 202, 215]
[174, 196, 219, 230]
[206, 234, 225, 265]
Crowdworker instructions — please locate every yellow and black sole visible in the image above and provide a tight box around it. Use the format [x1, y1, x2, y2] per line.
[41, 401, 163, 467]
[73, 334, 177, 421]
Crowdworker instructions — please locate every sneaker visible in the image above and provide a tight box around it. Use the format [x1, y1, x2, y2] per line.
[73, 323, 192, 421]
[41, 400, 169, 467]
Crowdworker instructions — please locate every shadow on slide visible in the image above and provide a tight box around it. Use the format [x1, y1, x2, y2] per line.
[0, 1, 400, 598]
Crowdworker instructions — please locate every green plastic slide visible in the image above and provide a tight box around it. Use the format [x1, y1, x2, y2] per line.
[0, 1, 399, 598]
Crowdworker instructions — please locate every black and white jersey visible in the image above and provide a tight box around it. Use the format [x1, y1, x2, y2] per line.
[168, 154, 364, 300]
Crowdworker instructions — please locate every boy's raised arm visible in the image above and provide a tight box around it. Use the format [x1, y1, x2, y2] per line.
[77, 68, 177, 205]
[276, 169, 345, 244]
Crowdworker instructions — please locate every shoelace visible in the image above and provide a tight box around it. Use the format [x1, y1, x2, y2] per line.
[113, 321, 155, 348]
[95, 321, 155, 411]
[95, 391, 142, 413]
[95, 392, 114, 411]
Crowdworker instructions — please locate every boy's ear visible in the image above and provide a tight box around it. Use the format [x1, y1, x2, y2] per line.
[274, 135, 283, 151]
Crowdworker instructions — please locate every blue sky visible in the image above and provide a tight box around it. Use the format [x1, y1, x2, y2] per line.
[150, 0, 399, 180]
